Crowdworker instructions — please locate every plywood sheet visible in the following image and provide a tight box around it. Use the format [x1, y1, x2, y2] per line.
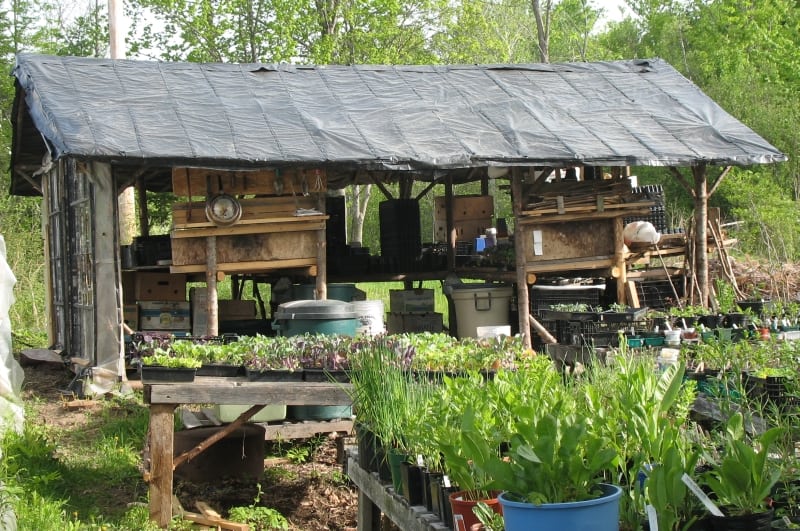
[524, 220, 614, 262]
[171, 231, 317, 266]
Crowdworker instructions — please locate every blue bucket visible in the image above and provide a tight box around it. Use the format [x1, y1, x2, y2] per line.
[498, 483, 622, 531]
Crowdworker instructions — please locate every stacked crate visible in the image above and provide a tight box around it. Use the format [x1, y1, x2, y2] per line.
[386, 289, 443, 334]
[134, 272, 190, 335]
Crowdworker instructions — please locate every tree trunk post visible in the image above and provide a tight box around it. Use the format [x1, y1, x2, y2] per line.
[511, 168, 532, 350]
[692, 165, 709, 307]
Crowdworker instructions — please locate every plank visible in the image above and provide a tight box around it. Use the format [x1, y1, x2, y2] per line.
[262, 419, 354, 440]
[182, 510, 250, 531]
[171, 218, 326, 239]
[148, 404, 177, 527]
[170, 258, 317, 274]
[146, 381, 353, 406]
[525, 256, 614, 274]
[517, 207, 652, 224]
[522, 200, 655, 216]
[347, 454, 447, 531]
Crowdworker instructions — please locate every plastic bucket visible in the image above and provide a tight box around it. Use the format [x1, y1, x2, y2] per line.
[272, 299, 358, 337]
[287, 404, 352, 421]
[352, 300, 385, 336]
[449, 284, 513, 338]
[498, 483, 622, 531]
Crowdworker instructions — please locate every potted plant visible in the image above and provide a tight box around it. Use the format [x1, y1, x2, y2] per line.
[140, 348, 202, 383]
[701, 412, 785, 531]
[171, 339, 244, 377]
[478, 406, 620, 531]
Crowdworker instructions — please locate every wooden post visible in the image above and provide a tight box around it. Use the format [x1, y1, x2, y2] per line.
[149, 403, 177, 528]
[692, 165, 709, 307]
[316, 193, 327, 300]
[511, 168, 532, 350]
[357, 490, 382, 530]
[445, 177, 455, 271]
[613, 217, 627, 305]
[136, 175, 149, 237]
[206, 236, 219, 337]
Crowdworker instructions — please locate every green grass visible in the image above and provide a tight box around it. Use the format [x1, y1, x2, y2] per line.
[1, 397, 160, 530]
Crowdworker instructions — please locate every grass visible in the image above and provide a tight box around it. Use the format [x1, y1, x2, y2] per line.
[1, 395, 159, 530]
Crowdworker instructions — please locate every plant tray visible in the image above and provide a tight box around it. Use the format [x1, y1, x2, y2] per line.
[539, 310, 599, 322]
[599, 308, 648, 323]
[196, 364, 244, 378]
[140, 366, 197, 384]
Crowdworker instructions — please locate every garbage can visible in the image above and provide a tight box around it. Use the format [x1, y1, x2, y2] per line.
[272, 299, 358, 337]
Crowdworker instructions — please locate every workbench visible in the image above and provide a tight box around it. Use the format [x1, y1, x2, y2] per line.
[143, 377, 353, 527]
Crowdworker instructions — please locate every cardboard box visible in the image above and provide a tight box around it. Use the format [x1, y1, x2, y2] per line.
[139, 301, 191, 331]
[190, 287, 258, 336]
[389, 289, 435, 313]
[135, 272, 187, 301]
[434, 219, 492, 244]
[434, 195, 494, 222]
[387, 312, 443, 334]
[123, 304, 139, 331]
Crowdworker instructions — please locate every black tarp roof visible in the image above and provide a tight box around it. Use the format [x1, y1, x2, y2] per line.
[10, 54, 786, 195]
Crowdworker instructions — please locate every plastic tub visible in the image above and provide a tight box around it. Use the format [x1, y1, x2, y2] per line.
[272, 299, 358, 337]
[449, 284, 513, 338]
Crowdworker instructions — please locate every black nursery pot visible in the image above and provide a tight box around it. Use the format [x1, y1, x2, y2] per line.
[355, 424, 379, 473]
[424, 470, 444, 512]
[399, 461, 425, 506]
[709, 509, 773, 531]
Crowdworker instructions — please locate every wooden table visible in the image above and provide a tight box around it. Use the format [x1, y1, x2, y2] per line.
[144, 377, 352, 527]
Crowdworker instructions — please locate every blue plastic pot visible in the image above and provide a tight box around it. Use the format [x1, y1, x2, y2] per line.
[498, 483, 622, 531]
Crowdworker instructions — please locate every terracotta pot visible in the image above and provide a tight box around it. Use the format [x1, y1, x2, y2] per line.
[449, 490, 501, 531]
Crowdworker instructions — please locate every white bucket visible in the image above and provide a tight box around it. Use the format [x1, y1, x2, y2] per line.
[664, 330, 681, 346]
[352, 300, 385, 336]
[477, 325, 511, 338]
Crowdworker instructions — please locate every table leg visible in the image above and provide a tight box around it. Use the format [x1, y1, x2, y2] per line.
[357, 489, 381, 530]
[149, 403, 177, 527]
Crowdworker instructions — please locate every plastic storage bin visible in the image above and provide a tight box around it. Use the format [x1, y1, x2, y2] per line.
[449, 284, 513, 338]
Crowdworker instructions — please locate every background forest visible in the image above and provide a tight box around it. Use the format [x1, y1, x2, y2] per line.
[0, 0, 798, 341]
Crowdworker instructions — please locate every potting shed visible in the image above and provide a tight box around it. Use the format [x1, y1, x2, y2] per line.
[8, 54, 786, 378]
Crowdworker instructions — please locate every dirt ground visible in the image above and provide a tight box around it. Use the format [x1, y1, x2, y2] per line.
[20, 361, 360, 530]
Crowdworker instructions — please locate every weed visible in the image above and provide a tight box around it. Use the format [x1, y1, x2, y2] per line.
[228, 484, 290, 530]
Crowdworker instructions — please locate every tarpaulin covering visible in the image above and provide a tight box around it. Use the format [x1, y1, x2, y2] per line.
[12, 55, 786, 182]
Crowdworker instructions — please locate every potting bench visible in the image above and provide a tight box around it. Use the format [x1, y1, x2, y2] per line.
[346, 450, 449, 531]
[143, 377, 352, 527]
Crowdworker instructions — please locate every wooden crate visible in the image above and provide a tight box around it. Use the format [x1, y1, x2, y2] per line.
[172, 167, 327, 197]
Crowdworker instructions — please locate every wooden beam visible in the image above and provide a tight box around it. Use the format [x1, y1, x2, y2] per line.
[170, 258, 317, 274]
[146, 380, 353, 405]
[511, 168, 532, 350]
[316, 192, 327, 300]
[668, 166, 696, 198]
[707, 165, 732, 198]
[528, 314, 557, 344]
[206, 235, 219, 337]
[172, 404, 266, 470]
[368, 172, 394, 200]
[613, 217, 627, 305]
[148, 404, 177, 528]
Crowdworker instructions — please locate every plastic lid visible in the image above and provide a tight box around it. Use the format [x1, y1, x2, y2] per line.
[274, 299, 357, 320]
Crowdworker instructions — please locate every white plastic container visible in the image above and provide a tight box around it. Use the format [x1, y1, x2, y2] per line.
[213, 404, 287, 423]
[352, 299, 385, 336]
[450, 284, 513, 338]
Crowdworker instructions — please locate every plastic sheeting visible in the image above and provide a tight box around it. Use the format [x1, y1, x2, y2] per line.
[0, 235, 24, 433]
[12, 56, 786, 180]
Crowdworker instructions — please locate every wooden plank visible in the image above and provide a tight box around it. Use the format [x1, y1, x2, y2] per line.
[171, 232, 317, 266]
[171, 218, 326, 239]
[521, 200, 655, 217]
[525, 256, 614, 274]
[517, 207, 652, 225]
[146, 381, 353, 406]
[172, 197, 320, 225]
[347, 455, 446, 531]
[182, 511, 250, 531]
[170, 258, 317, 274]
[262, 419, 354, 440]
[523, 221, 615, 263]
[148, 404, 177, 528]
[625, 281, 641, 308]
[172, 167, 327, 197]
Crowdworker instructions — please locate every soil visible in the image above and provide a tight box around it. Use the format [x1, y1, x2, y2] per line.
[19, 361, 361, 530]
